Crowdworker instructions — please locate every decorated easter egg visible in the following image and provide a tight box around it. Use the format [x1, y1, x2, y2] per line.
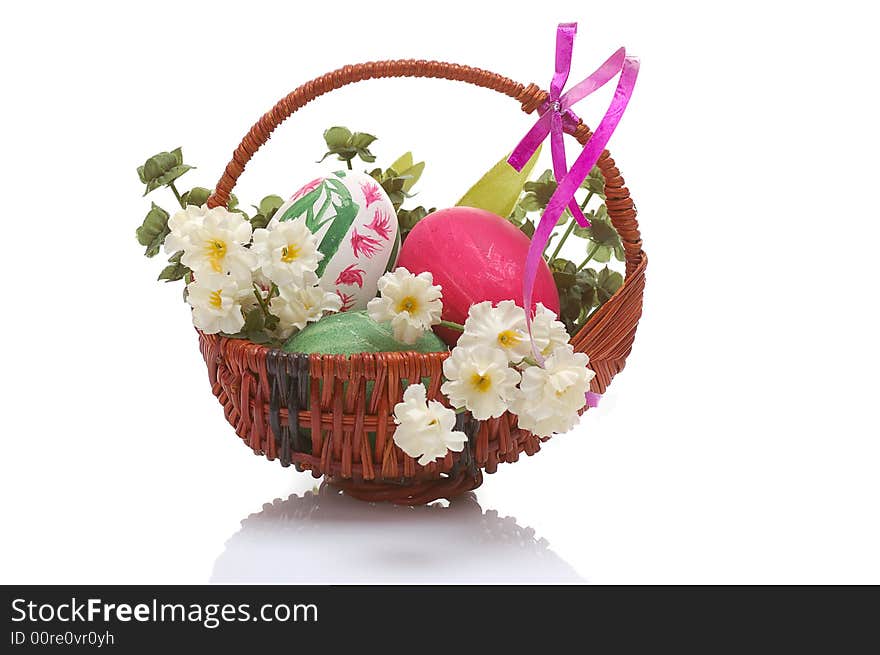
[275, 170, 400, 311]
[397, 206, 560, 344]
[283, 310, 447, 355]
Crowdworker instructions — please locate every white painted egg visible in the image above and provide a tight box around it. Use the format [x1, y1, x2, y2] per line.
[275, 170, 400, 311]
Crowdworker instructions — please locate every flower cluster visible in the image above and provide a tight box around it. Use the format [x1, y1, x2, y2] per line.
[393, 385, 467, 465]
[366, 267, 443, 343]
[383, 268, 596, 466]
[166, 205, 340, 338]
[441, 300, 593, 433]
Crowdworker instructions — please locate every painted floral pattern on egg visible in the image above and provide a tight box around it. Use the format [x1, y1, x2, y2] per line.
[274, 170, 400, 311]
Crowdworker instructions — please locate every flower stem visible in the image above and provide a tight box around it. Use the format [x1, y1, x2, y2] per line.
[543, 232, 558, 257]
[439, 320, 465, 332]
[168, 181, 185, 210]
[576, 243, 601, 271]
[580, 190, 594, 211]
[547, 192, 595, 266]
[346, 159, 353, 170]
[252, 284, 274, 321]
[548, 219, 576, 264]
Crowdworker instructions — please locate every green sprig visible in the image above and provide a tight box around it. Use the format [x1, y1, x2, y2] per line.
[135, 202, 170, 257]
[137, 148, 194, 196]
[319, 127, 377, 169]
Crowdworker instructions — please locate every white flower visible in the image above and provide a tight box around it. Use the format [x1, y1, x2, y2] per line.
[458, 300, 531, 363]
[509, 346, 596, 437]
[530, 303, 571, 359]
[457, 301, 572, 364]
[251, 218, 323, 287]
[180, 207, 255, 282]
[164, 204, 206, 255]
[441, 346, 520, 420]
[366, 267, 443, 344]
[270, 284, 342, 339]
[186, 273, 249, 335]
[393, 384, 467, 466]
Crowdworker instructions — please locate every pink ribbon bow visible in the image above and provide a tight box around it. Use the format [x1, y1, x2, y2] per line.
[508, 22, 639, 366]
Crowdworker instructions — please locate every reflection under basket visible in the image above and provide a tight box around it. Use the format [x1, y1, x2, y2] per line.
[211, 484, 582, 583]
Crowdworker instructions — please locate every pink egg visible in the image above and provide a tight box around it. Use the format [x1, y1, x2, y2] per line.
[397, 207, 561, 345]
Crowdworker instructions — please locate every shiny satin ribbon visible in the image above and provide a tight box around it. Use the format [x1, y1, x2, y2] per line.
[509, 22, 639, 367]
[509, 23, 627, 229]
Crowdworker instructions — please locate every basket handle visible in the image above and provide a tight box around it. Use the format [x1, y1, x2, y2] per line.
[206, 59, 642, 276]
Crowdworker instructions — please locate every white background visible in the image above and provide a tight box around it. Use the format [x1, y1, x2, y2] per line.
[1, 0, 878, 584]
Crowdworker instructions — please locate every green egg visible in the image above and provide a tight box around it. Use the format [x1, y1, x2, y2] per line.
[283, 310, 448, 355]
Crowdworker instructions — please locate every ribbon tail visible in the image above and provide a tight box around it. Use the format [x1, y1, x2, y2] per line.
[551, 23, 577, 97]
[523, 57, 640, 364]
[559, 47, 628, 111]
[522, 202, 563, 365]
[550, 111, 590, 228]
[508, 111, 551, 171]
[568, 198, 590, 227]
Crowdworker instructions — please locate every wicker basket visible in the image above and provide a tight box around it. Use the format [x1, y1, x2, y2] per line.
[200, 60, 646, 505]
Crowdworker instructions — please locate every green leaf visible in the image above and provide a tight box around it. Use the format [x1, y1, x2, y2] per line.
[135, 202, 170, 257]
[250, 214, 270, 230]
[243, 306, 265, 333]
[369, 167, 415, 210]
[141, 151, 175, 180]
[143, 166, 192, 195]
[456, 145, 542, 218]
[181, 186, 211, 207]
[323, 126, 352, 149]
[523, 169, 557, 209]
[596, 266, 624, 303]
[572, 205, 622, 266]
[579, 283, 597, 309]
[250, 195, 284, 230]
[593, 246, 612, 263]
[508, 204, 527, 224]
[157, 253, 190, 282]
[320, 127, 378, 167]
[399, 161, 425, 193]
[576, 267, 598, 286]
[589, 220, 620, 247]
[550, 258, 577, 290]
[259, 194, 284, 216]
[398, 206, 432, 233]
[580, 165, 606, 198]
[520, 218, 535, 238]
[138, 148, 193, 195]
[551, 258, 576, 272]
[349, 132, 377, 149]
[560, 290, 583, 327]
[518, 193, 543, 212]
[390, 152, 414, 174]
[250, 193, 284, 229]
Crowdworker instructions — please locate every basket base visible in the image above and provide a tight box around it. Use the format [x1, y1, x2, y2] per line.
[328, 470, 484, 506]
